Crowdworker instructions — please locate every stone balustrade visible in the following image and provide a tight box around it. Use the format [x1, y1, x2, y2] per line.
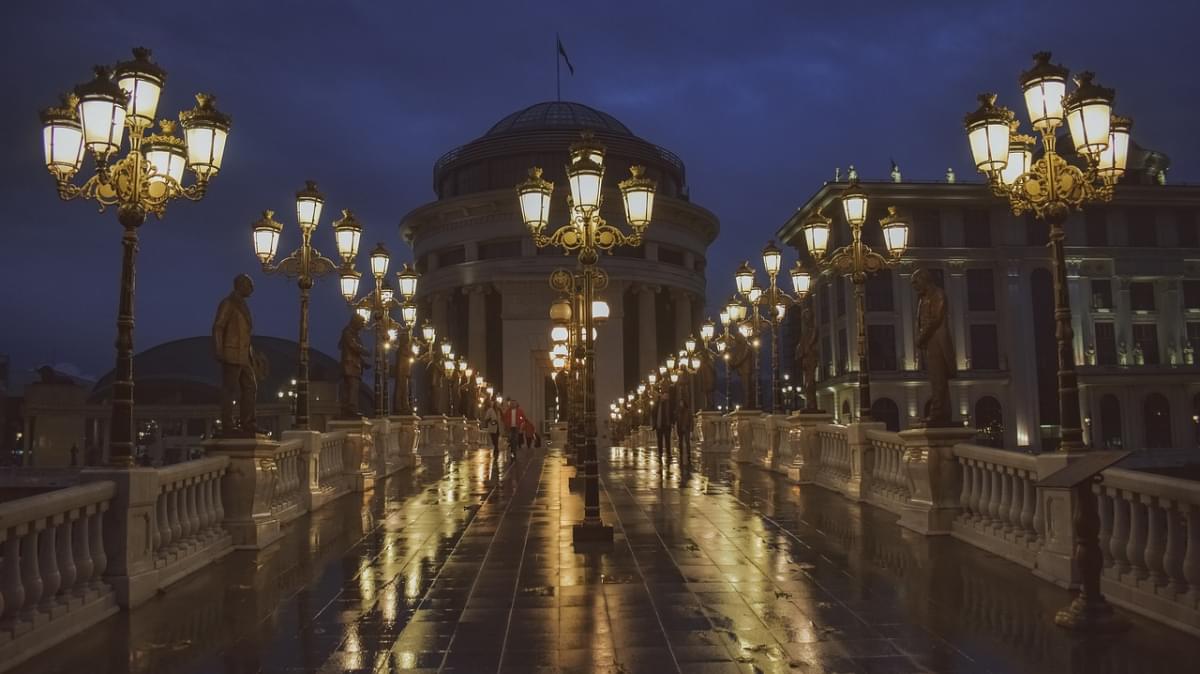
[270, 438, 305, 525]
[0, 481, 117, 670]
[152, 456, 233, 588]
[318, 431, 347, 489]
[719, 414, 1200, 636]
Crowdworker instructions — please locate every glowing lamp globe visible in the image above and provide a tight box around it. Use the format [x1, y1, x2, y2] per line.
[1097, 116, 1132, 182]
[1019, 52, 1069, 132]
[1064, 72, 1114, 156]
[113, 48, 165, 128]
[295, 180, 324, 231]
[801, 212, 832, 259]
[964, 93, 1014, 174]
[333, 210, 363, 262]
[879, 206, 910, 257]
[74, 66, 128, 161]
[40, 95, 85, 180]
[516, 167, 553, 232]
[619, 165, 656, 228]
[252, 210, 283, 264]
[178, 93, 231, 179]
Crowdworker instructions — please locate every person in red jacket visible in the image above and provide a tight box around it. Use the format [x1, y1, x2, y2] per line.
[501, 398, 527, 459]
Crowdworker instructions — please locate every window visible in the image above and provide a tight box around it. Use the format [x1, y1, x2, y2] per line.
[1099, 394, 1123, 449]
[871, 398, 901, 432]
[974, 397, 1004, 448]
[865, 270, 893, 312]
[821, 335, 832, 378]
[1126, 207, 1158, 247]
[969, 324, 1000, 370]
[1132, 323, 1160, 364]
[1130, 281, 1156, 312]
[436, 246, 466, 267]
[963, 208, 991, 248]
[1026, 215, 1048, 246]
[837, 328, 848, 374]
[1183, 280, 1200, 310]
[911, 208, 943, 248]
[657, 247, 685, 266]
[1143, 393, 1172, 448]
[1176, 209, 1198, 247]
[819, 284, 831, 320]
[1094, 322, 1117, 365]
[611, 244, 645, 259]
[966, 268, 995, 311]
[867, 324, 897, 371]
[1188, 322, 1200, 351]
[478, 239, 522, 260]
[1085, 208, 1108, 246]
[1091, 279, 1113, 310]
[836, 280, 846, 317]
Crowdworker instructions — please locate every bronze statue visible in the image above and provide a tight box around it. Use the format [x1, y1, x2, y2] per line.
[338, 313, 369, 418]
[913, 268, 957, 427]
[391, 330, 412, 414]
[794, 301, 822, 412]
[696, 347, 717, 410]
[727, 330, 756, 409]
[212, 274, 259, 436]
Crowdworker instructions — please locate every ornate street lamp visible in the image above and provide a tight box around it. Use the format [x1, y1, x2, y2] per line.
[799, 181, 909, 421]
[518, 132, 653, 545]
[963, 52, 1132, 633]
[39, 48, 230, 464]
[964, 52, 1128, 453]
[253, 181, 361, 429]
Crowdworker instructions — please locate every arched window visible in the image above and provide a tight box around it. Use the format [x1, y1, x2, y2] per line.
[1098, 394, 1122, 449]
[841, 399, 851, 423]
[974, 396, 1004, 447]
[1143, 393, 1172, 448]
[870, 398, 901, 432]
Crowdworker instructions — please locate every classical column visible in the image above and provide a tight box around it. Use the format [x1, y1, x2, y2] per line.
[466, 284, 489, 375]
[1115, 277, 1132, 363]
[672, 288, 692, 346]
[947, 261, 968, 371]
[1066, 259, 1088, 366]
[1005, 262, 1037, 449]
[1161, 278, 1182, 365]
[637, 284, 659, 376]
[898, 264, 916, 371]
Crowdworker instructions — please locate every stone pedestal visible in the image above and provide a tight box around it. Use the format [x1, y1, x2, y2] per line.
[78, 467, 160, 608]
[328, 419, 375, 493]
[1034, 452, 1079, 589]
[447, 416, 468, 450]
[697, 411, 732, 454]
[786, 412, 833, 483]
[388, 415, 420, 472]
[417, 416, 449, 456]
[845, 422, 886, 501]
[727, 410, 765, 463]
[202, 437, 282, 551]
[897, 427, 976, 535]
[281, 429, 328, 512]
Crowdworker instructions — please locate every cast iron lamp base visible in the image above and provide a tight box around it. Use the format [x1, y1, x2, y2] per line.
[1055, 595, 1129, 633]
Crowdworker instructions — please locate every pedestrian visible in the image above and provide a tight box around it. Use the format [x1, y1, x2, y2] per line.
[502, 398, 526, 460]
[483, 399, 502, 458]
[521, 417, 537, 449]
[654, 388, 673, 458]
[676, 395, 693, 462]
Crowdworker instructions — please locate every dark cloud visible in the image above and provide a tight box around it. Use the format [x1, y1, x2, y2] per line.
[1, 0, 1193, 377]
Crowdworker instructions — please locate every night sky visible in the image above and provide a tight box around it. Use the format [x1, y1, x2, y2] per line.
[2, 1, 1196, 385]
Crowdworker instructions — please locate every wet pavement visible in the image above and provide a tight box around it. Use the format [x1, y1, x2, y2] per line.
[20, 445, 1200, 674]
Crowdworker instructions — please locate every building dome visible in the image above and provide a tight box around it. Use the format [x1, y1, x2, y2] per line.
[485, 101, 633, 137]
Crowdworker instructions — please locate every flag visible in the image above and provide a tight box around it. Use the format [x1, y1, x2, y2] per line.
[557, 35, 575, 76]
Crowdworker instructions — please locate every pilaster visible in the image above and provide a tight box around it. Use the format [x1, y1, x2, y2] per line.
[200, 437, 283, 552]
[896, 427, 975, 535]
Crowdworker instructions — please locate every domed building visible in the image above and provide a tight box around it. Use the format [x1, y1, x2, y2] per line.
[400, 101, 719, 427]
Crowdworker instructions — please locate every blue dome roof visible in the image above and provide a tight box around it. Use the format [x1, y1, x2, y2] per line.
[486, 101, 632, 136]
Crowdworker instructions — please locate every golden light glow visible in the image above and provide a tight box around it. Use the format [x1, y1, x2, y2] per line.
[396, 264, 418, 299]
[333, 209, 363, 262]
[619, 165, 656, 227]
[74, 66, 127, 159]
[761, 240, 782, 276]
[340, 268, 361, 302]
[1064, 72, 1114, 156]
[113, 47, 164, 128]
[295, 180, 324, 230]
[178, 93, 231, 179]
[252, 210, 283, 264]
[879, 206, 910, 258]
[840, 181, 869, 227]
[369, 242, 390, 278]
[801, 213, 832, 259]
[1097, 116, 1132, 182]
[517, 167, 553, 231]
[40, 100, 84, 179]
[790, 263, 811, 298]
[592, 299, 610, 323]
[965, 94, 1013, 174]
[1019, 52, 1069, 131]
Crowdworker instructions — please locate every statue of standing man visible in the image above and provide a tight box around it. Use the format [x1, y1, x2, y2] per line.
[392, 328, 412, 414]
[913, 268, 957, 427]
[213, 274, 259, 436]
[338, 313, 369, 418]
[794, 301, 822, 412]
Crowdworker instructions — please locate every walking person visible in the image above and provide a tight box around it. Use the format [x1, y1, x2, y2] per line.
[483, 399, 502, 459]
[654, 388, 673, 459]
[502, 398, 526, 460]
[676, 395, 693, 464]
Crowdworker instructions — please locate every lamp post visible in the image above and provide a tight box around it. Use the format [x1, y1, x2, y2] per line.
[39, 48, 231, 465]
[963, 52, 1132, 634]
[797, 181, 908, 421]
[964, 52, 1130, 452]
[253, 182, 361, 430]
[517, 131, 655, 544]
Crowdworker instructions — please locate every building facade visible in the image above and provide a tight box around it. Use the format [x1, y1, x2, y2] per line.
[400, 102, 719, 429]
[777, 167, 1200, 452]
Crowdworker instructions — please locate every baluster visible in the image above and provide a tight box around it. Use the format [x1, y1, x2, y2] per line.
[57, 513, 78, 597]
[198, 473, 213, 535]
[998, 470, 1013, 533]
[1110, 492, 1131, 574]
[1126, 494, 1149, 580]
[1020, 473, 1036, 541]
[1144, 496, 1167, 586]
[156, 488, 170, 552]
[1007, 471, 1022, 534]
[38, 523, 60, 611]
[965, 461, 980, 520]
[988, 468, 1004, 530]
[1164, 502, 1188, 595]
[185, 479, 200, 541]
[90, 509, 107, 590]
[958, 459, 971, 517]
[1183, 504, 1200, 601]
[1097, 487, 1114, 568]
[213, 473, 226, 525]
[73, 512, 93, 595]
[1, 534, 23, 622]
[168, 487, 183, 545]
[19, 527, 43, 620]
[977, 463, 993, 526]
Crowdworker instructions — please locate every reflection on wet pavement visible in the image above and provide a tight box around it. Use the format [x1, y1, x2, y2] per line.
[21, 445, 1200, 674]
